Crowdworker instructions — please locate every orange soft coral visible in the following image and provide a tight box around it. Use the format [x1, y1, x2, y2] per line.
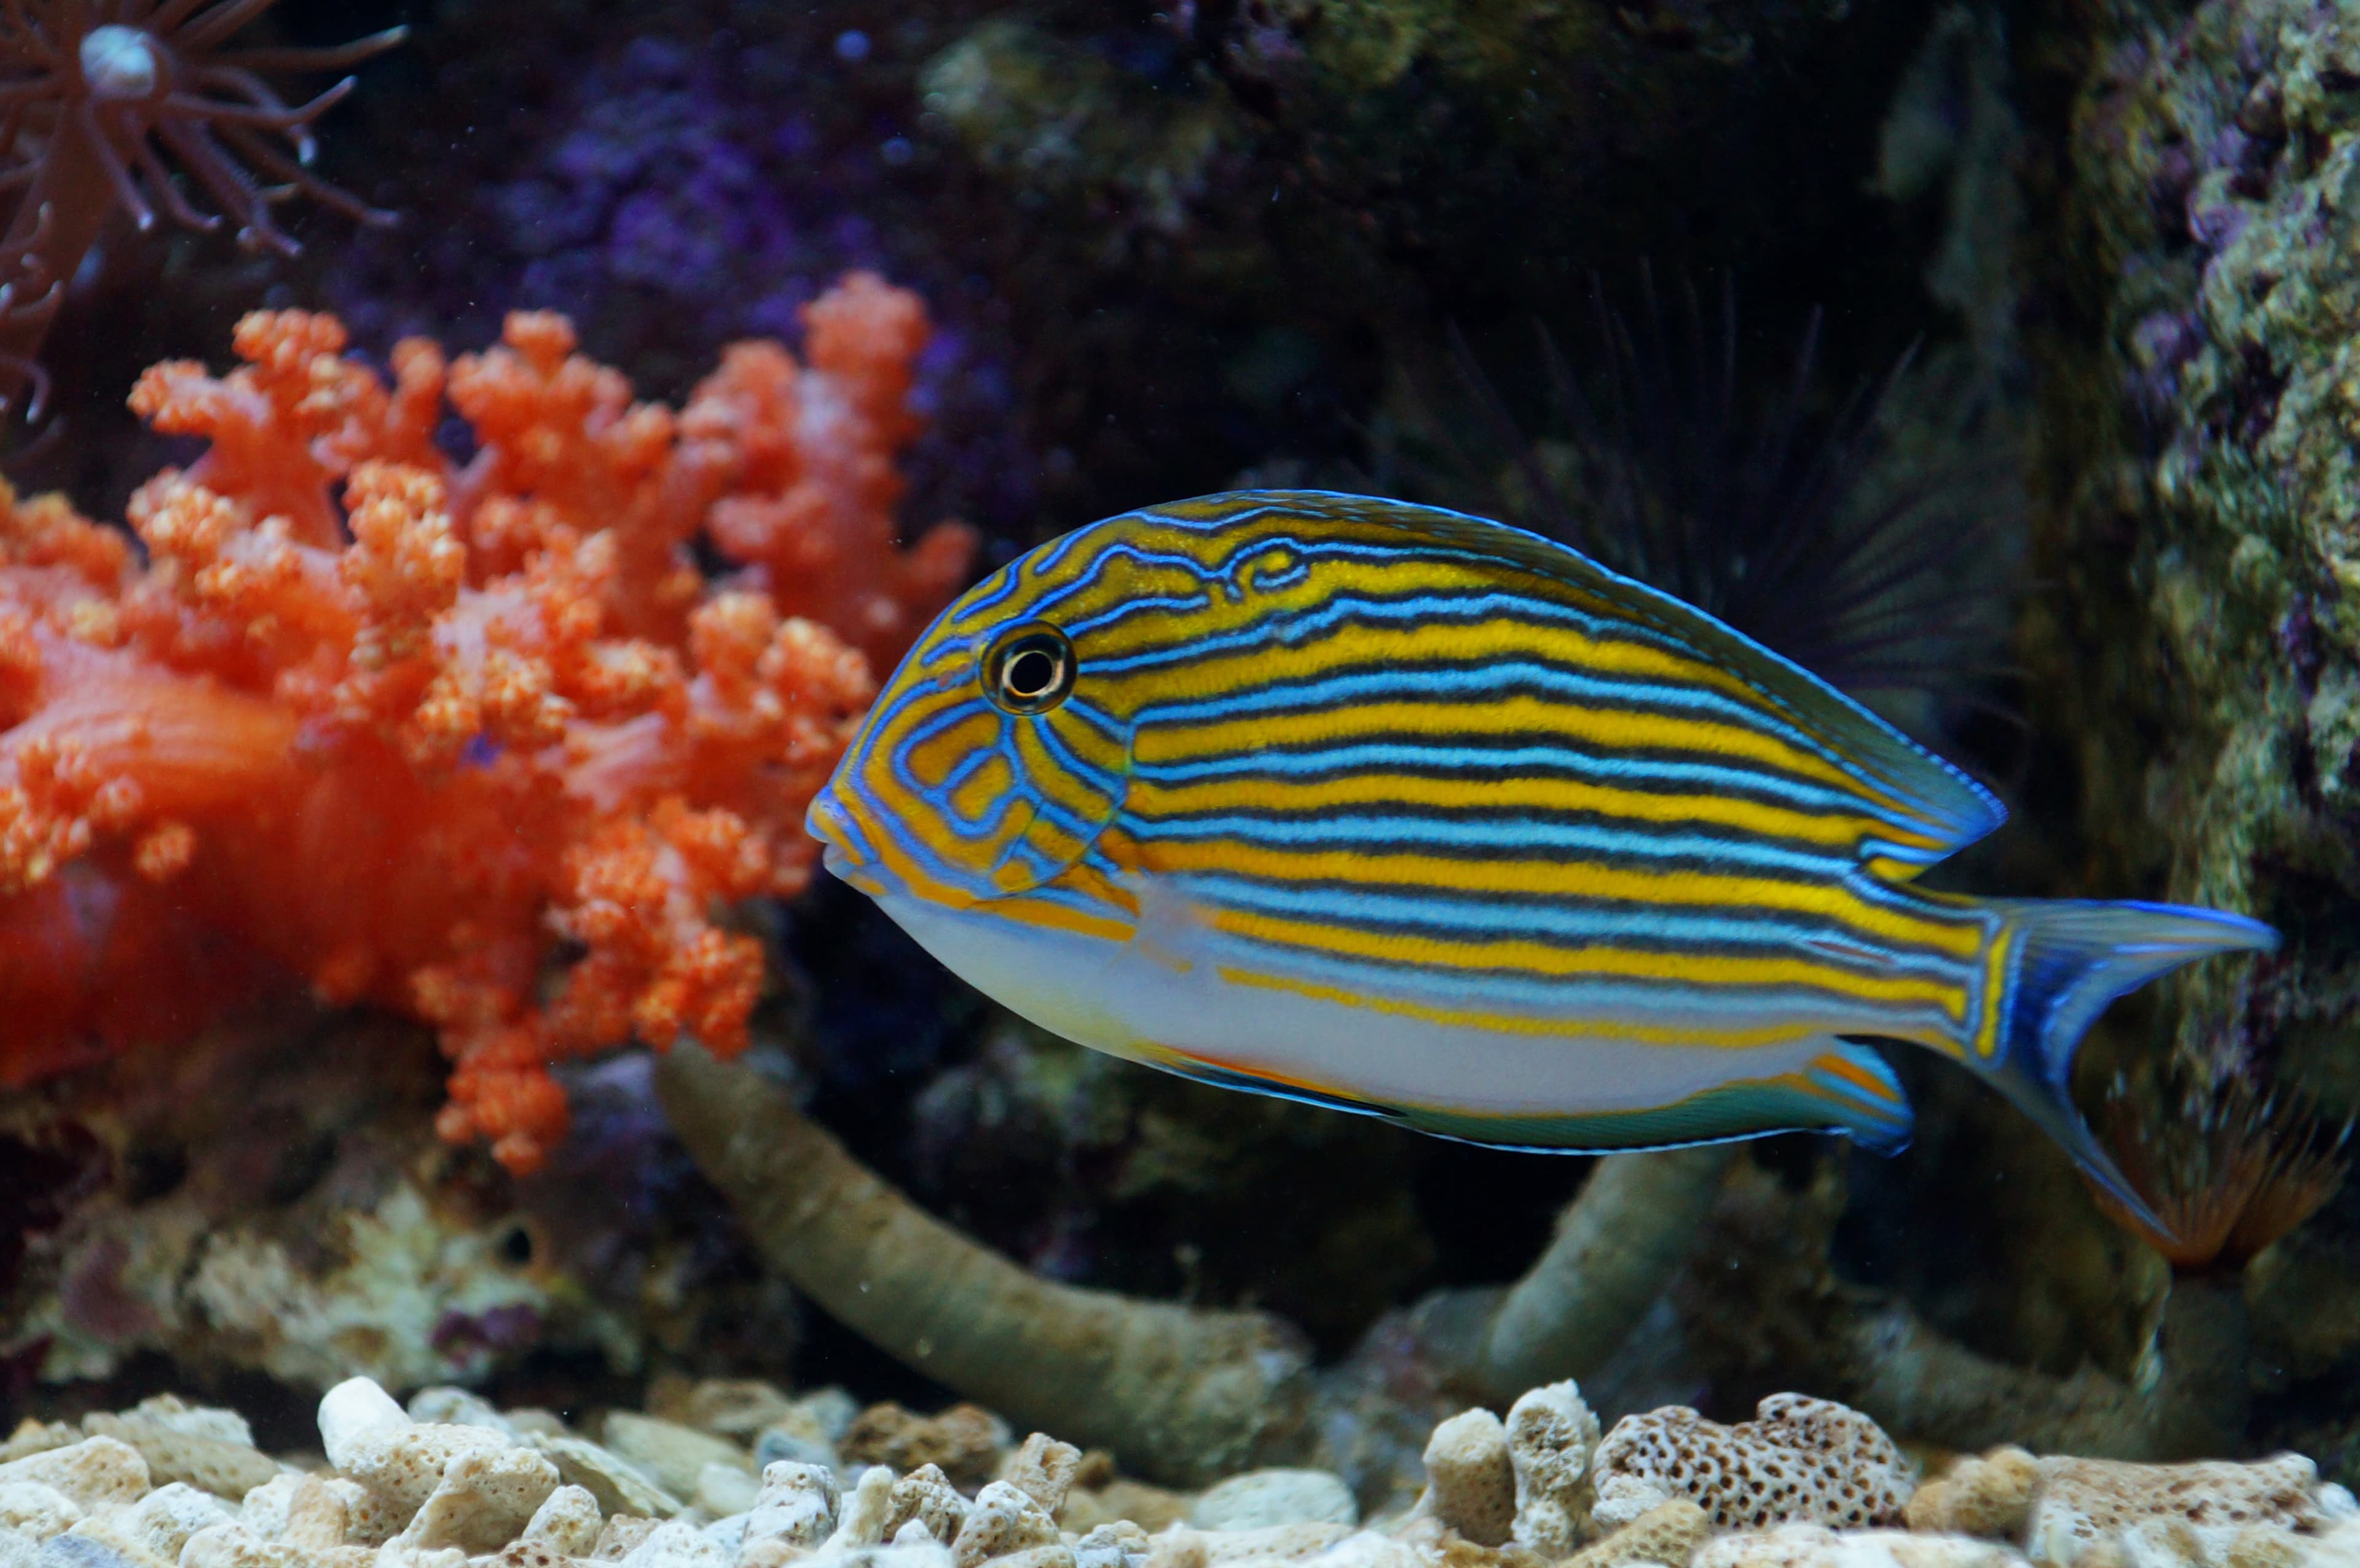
[0, 276, 974, 1172]
[690, 272, 981, 666]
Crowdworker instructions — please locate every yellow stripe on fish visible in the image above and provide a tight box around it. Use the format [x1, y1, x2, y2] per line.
[1200, 907, 1973, 1022]
[1210, 964, 1856, 1049]
[809, 490, 2278, 1235]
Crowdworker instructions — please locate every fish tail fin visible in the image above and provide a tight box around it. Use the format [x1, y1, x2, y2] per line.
[1982, 897, 2278, 1233]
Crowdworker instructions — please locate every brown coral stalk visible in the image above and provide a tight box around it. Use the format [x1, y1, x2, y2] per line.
[1677, 1152, 2251, 1460]
[1403, 1148, 1736, 1404]
[1828, 1280, 2249, 1460]
[1830, 1296, 2154, 1457]
[655, 1045, 1315, 1487]
[1475, 1148, 1736, 1400]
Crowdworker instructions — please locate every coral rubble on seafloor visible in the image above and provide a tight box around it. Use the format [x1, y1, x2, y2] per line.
[5, 1378, 2358, 1568]
[0, 279, 974, 1172]
[0, 1019, 801, 1393]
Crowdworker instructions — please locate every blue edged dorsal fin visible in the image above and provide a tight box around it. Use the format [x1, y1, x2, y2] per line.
[1214, 490, 2008, 870]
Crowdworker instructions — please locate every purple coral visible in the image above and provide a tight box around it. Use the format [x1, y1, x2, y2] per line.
[324, 27, 1031, 537]
[2128, 308, 2203, 415]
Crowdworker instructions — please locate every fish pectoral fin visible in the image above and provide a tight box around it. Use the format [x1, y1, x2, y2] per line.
[1123, 868, 1210, 975]
[1388, 1038, 1915, 1155]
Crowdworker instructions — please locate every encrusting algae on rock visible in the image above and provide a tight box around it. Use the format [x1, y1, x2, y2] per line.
[5, 1377, 2358, 1568]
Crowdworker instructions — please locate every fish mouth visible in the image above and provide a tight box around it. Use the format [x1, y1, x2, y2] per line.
[804, 790, 887, 895]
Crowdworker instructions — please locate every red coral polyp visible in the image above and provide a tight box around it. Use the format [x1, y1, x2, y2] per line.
[0, 276, 972, 1173]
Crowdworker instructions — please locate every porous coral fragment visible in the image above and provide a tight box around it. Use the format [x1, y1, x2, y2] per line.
[1418, 1409, 1514, 1546]
[1906, 1449, 2041, 1540]
[1508, 1382, 1602, 1554]
[1591, 1396, 1915, 1535]
[0, 281, 959, 1170]
[2024, 1455, 2338, 1568]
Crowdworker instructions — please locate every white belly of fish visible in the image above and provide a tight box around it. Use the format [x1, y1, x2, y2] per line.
[873, 887, 1836, 1117]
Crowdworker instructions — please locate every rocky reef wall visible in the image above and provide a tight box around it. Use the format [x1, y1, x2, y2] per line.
[2026, 0, 2360, 1106]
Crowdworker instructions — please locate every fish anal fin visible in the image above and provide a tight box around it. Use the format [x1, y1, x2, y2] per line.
[1390, 1038, 1914, 1155]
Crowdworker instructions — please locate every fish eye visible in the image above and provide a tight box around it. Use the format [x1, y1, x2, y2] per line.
[981, 622, 1076, 715]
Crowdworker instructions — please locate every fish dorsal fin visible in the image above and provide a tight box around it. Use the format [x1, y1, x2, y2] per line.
[1224, 491, 2008, 869]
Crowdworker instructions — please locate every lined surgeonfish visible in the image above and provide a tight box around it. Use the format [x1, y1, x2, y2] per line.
[806, 490, 2276, 1224]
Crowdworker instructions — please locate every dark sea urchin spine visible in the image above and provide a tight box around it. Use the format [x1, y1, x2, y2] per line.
[1406, 273, 2021, 736]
